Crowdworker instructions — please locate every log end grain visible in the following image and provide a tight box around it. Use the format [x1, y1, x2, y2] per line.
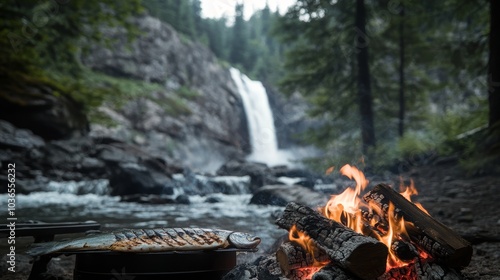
[342, 239, 388, 279]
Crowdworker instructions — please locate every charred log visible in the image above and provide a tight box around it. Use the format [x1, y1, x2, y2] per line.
[312, 264, 358, 280]
[276, 242, 329, 277]
[378, 259, 464, 280]
[221, 255, 284, 280]
[391, 240, 419, 262]
[276, 202, 388, 280]
[288, 267, 320, 280]
[364, 184, 472, 269]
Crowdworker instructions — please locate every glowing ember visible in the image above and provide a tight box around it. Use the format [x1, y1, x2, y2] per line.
[290, 164, 431, 278]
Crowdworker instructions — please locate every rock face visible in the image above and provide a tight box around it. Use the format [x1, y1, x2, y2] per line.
[265, 84, 323, 149]
[83, 15, 249, 172]
[0, 85, 88, 140]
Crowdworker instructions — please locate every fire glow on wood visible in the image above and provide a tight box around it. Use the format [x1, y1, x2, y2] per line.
[275, 164, 472, 280]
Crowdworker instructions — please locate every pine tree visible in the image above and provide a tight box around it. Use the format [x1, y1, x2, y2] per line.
[229, 3, 247, 67]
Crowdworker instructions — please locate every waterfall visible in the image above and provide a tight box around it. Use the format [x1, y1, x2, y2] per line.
[230, 67, 290, 166]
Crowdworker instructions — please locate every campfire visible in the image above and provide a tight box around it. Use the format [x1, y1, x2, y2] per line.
[272, 164, 472, 280]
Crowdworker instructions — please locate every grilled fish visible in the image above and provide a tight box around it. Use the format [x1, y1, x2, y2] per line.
[26, 228, 261, 256]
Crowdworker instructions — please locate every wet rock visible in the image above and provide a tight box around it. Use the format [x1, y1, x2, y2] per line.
[175, 194, 191, 204]
[205, 196, 222, 203]
[172, 172, 251, 196]
[216, 160, 277, 191]
[210, 175, 251, 194]
[96, 145, 138, 164]
[120, 194, 176, 204]
[108, 163, 166, 196]
[0, 83, 88, 140]
[0, 120, 45, 150]
[250, 185, 327, 207]
[80, 157, 106, 172]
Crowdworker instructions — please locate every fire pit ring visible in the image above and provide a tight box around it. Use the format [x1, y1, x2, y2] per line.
[72, 249, 251, 280]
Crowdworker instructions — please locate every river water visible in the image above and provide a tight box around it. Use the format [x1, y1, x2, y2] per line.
[0, 189, 287, 258]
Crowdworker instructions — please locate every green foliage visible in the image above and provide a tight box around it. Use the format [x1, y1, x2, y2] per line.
[142, 0, 200, 38]
[176, 86, 199, 100]
[229, 4, 248, 69]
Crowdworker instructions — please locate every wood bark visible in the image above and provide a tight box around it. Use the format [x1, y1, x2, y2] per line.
[363, 184, 472, 269]
[391, 240, 419, 262]
[398, 2, 405, 137]
[276, 242, 329, 277]
[276, 202, 388, 280]
[355, 0, 376, 153]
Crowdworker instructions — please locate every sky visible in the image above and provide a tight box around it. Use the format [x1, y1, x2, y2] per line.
[201, 0, 296, 20]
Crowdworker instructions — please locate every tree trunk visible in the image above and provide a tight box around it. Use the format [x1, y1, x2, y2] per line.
[489, 0, 500, 128]
[398, 3, 405, 137]
[356, 0, 376, 154]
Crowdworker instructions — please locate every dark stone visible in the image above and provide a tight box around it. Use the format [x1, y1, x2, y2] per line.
[0, 120, 45, 150]
[216, 160, 276, 191]
[250, 185, 327, 207]
[108, 163, 165, 196]
[0, 85, 88, 140]
[80, 157, 106, 172]
[175, 194, 191, 204]
[295, 178, 316, 189]
[120, 194, 176, 204]
[96, 145, 138, 164]
[205, 196, 222, 203]
[142, 157, 183, 176]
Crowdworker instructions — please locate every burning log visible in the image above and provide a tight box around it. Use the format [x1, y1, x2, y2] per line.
[288, 267, 321, 280]
[275, 242, 329, 277]
[276, 202, 388, 280]
[391, 240, 419, 262]
[378, 258, 464, 280]
[364, 184, 472, 269]
[311, 264, 357, 280]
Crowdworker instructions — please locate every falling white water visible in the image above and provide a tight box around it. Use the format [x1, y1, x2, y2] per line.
[230, 67, 290, 166]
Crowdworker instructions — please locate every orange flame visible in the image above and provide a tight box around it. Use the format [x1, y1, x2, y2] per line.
[325, 166, 335, 175]
[289, 225, 329, 267]
[291, 164, 431, 278]
[321, 164, 368, 234]
[320, 165, 429, 272]
[399, 178, 429, 215]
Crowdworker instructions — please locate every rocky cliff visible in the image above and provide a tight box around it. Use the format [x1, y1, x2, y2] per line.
[82, 15, 250, 172]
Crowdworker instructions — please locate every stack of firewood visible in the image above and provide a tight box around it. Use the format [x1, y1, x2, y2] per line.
[274, 184, 473, 280]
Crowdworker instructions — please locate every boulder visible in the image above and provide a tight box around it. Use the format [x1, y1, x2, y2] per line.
[216, 160, 278, 192]
[250, 185, 327, 207]
[0, 120, 45, 150]
[175, 194, 191, 204]
[0, 85, 88, 140]
[120, 194, 176, 204]
[108, 162, 169, 196]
